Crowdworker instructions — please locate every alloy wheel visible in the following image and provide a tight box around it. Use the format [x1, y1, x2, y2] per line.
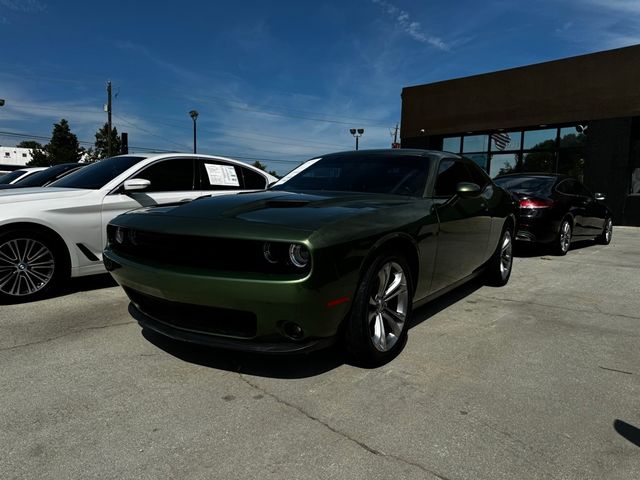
[0, 238, 55, 297]
[500, 230, 513, 279]
[605, 219, 613, 243]
[560, 221, 571, 253]
[367, 261, 409, 352]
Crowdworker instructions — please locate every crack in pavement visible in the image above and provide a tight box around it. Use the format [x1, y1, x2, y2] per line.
[238, 374, 453, 480]
[476, 294, 640, 322]
[0, 320, 135, 353]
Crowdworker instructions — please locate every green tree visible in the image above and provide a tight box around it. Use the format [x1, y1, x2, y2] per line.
[27, 119, 84, 166]
[16, 140, 43, 150]
[89, 123, 122, 161]
[251, 160, 279, 178]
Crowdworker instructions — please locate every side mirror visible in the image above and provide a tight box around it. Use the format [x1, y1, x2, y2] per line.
[456, 182, 481, 197]
[594, 192, 606, 201]
[123, 178, 151, 192]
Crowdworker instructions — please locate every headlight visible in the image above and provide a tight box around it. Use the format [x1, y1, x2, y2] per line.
[115, 227, 125, 244]
[289, 244, 310, 268]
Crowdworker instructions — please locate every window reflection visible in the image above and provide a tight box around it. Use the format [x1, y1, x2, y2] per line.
[523, 128, 557, 150]
[490, 153, 520, 178]
[443, 137, 461, 153]
[559, 127, 586, 148]
[463, 135, 489, 153]
[491, 131, 521, 151]
[466, 153, 488, 171]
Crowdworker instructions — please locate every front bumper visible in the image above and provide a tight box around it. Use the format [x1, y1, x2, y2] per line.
[104, 248, 355, 353]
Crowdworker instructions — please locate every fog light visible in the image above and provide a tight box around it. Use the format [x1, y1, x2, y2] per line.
[283, 322, 304, 340]
[288, 244, 309, 268]
[115, 227, 125, 244]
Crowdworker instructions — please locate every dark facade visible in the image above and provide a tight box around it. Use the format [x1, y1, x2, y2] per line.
[401, 45, 640, 225]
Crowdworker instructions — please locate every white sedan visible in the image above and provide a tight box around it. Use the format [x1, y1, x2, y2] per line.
[0, 153, 277, 302]
[0, 167, 47, 185]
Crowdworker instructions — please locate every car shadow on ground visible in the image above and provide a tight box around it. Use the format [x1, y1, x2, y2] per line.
[614, 419, 640, 448]
[514, 239, 597, 258]
[141, 277, 485, 378]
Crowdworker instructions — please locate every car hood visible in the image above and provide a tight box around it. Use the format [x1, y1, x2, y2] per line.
[0, 187, 95, 204]
[113, 190, 433, 247]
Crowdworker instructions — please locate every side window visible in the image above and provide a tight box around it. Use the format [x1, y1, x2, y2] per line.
[557, 179, 578, 195]
[574, 181, 592, 197]
[135, 158, 195, 192]
[240, 167, 268, 189]
[434, 159, 473, 197]
[198, 159, 243, 191]
[465, 161, 489, 189]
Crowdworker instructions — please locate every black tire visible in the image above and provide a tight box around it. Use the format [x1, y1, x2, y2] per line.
[344, 252, 413, 367]
[552, 218, 572, 256]
[597, 218, 613, 245]
[485, 225, 514, 287]
[0, 229, 67, 303]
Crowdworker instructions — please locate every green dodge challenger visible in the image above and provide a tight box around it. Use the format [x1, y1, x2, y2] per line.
[104, 149, 516, 365]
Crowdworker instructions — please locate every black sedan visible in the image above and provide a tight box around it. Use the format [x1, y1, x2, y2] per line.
[0, 163, 84, 190]
[493, 173, 612, 255]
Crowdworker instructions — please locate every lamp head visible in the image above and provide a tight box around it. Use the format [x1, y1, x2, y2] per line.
[357, 128, 364, 135]
[189, 110, 199, 120]
[349, 128, 356, 135]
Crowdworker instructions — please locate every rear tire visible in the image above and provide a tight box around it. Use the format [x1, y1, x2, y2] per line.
[597, 218, 613, 245]
[485, 226, 513, 287]
[553, 219, 572, 256]
[0, 229, 66, 303]
[344, 252, 413, 367]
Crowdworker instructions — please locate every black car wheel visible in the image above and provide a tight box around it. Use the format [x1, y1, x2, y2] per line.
[0, 229, 64, 303]
[485, 226, 513, 287]
[597, 218, 613, 245]
[344, 252, 413, 366]
[553, 219, 572, 256]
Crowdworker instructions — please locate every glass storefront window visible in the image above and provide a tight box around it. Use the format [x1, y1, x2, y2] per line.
[523, 128, 557, 150]
[442, 137, 461, 153]
[491, 131, 521, 151]
[557, 149, 586, 181]
[490, 153, 521, 178]
[559, 127, 587, 148]
[466, 153, 488, 171]
[462, 135, 489, 153]
[522, 150, 555, 173]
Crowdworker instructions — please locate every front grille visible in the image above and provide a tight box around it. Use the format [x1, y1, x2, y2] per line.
[107, 226, 310, 275]
[125, 287, 257, 338]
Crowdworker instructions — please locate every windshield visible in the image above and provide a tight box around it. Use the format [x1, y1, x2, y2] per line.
[493, 176, 555, 194]
[14, 164, 81, 187]
[271, 154, 432, 196]
[0, 170, 28, 185]
[49, 156, 145, 189]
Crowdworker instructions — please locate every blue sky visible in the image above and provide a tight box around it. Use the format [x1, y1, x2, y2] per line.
[1, 0, 639, 174]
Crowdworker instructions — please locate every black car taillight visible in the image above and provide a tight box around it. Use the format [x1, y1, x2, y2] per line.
[519, 198, 553, 209]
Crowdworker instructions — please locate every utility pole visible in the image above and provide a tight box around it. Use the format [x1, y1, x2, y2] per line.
[106, 81, 113, 157]
[391, 123, 400, 148]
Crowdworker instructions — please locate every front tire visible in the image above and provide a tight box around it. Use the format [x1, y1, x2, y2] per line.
[553, 219, 572, 256]
[597, 218, 613, 245]
[0, 229, 64, 303]
[485, 226, 513, 287]
[344, 252, 413, 367]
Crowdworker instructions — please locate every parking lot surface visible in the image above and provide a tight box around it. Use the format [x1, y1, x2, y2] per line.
[1, 228, 639, 480]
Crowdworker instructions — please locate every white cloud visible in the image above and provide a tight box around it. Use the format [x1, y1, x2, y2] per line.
[0, 0, 46, 12]
[371, 0, 448, 50]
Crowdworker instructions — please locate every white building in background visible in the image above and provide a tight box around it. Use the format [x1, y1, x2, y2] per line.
[0, 146, 35, 167]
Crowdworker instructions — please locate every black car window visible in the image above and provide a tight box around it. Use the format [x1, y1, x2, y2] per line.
[240, 166, 267, 189]
[556, 179, 579, 195]
[271, 154, 431, 197]
[136, 158, 195, 192]
[51, 156, 146, 189]
[14, 164, 80, 187]
[464, 160, 490, 189]
[0, 170, 28, 184]
[573, 181, 592, 197]
[434, 159, 473, 197]
[198, 159, 243, 191]
[494, 176, 555, 195]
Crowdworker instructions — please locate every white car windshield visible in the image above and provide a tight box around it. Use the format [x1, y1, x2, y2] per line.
[49, 156, 146, 190]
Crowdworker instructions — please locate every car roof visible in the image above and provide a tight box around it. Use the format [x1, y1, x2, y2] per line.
[494, 173, 569, 180]
[318, 148, 451, 159]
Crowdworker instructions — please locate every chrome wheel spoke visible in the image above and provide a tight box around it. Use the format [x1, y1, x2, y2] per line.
[0, 237, 55, 297]
[372, 313, 387, 351]
[376, 263, 391, 297]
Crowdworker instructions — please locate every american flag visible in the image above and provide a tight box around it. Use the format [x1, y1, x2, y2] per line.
[492, 132, 511, 151]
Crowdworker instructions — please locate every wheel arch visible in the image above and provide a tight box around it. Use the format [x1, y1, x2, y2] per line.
[358, 233, 420, 295]
[0, 221, 72, 275]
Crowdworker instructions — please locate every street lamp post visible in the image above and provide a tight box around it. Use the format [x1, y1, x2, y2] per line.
[349, 128, 364, 150]
[189, 110, 199, 153]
